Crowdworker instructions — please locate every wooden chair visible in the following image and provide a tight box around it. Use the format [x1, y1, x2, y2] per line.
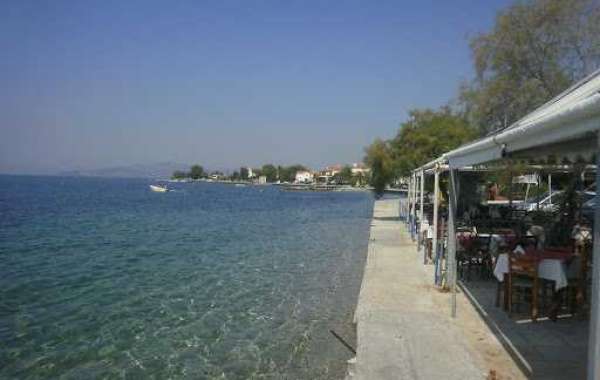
[466, 232, 494, 280]
[508, 254, 540, 322]
[566, 241, 591, 315]
[456, 226, 473, 281]
[476, 233, 494, 279]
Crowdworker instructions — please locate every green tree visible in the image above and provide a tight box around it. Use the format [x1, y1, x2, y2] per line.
[261, 164, 278, 182]
[240, 167, 249, 180]
[460, 0, 600, 134]
[364, 139, 394, 195]
[278, 165, 307, 183]
[354, 171, 366, 187]
[334, 165, 353, 184]
[189, 165, 205, 180]
[171, 170, 188, 179]
[389, 107, 476, 176]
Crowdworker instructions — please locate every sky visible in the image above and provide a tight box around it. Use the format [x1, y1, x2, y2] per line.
[0, 0, 512, 174]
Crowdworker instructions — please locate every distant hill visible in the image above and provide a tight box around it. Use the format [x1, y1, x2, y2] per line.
[60, 162, 189, 179]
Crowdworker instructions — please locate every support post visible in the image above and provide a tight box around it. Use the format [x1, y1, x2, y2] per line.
[587, 133, 600, 380]
[447, 168, 458, 318]
[417, 172, 421, 241]
[537, 172, 541, 210]
[548, 174, 552, 204]
[408, 174, 413, 229]
[508, 162, 514, 208]
[420, 170, 425, 259]
[407, 174, 412, 229]
[432, 168, 440, 267]
[405, 178, 409, 220]
[401, 185, 405, 219]
[408, 175, 413, 222]
[413, 172, 418, 239]
[399, 180, 404, 219]
[411, 172, 417, 239]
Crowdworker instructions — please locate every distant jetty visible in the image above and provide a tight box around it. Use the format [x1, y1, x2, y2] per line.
[277, 183, 370, 192]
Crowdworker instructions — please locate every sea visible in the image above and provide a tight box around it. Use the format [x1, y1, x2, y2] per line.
[0, 175, 374, 379]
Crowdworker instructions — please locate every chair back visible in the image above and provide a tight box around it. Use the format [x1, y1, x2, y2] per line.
[509, 254, 538, 278]
[518, 235, 538, 250]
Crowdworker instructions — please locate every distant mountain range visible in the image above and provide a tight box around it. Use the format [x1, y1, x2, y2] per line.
[60, 162, 190, 179]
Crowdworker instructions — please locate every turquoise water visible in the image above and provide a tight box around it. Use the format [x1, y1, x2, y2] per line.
[0, 176, 373, 379]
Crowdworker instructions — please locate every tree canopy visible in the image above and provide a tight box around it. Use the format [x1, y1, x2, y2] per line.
[189, 165, 205, 180]
[389, 108, 476, 177]
[364, 0, 600, 187]
[261, 164, 278, 182]
[340, 165, 354, 184]
[277, 165, 307, 183]
[460, 0, 600, 134]
[171, 170, 187, 179]
[364, 139, 394, 195]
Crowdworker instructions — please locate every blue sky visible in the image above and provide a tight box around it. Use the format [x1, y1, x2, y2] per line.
[0, 0, 511, 174]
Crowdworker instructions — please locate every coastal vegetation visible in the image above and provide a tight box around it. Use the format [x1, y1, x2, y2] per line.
[364, 140, 393, 195]
[365, 0, 600, 186]
[261, 164, 278, 182]
[277, 165, 308, 183]
[388, 108, 476, 177]
[334, 165, 354, 185]
[168, 162, 374, 191]
[170, 163, 310, 183]
[189, 165, 205, 180]
[171, 170, 187, 180]
[461, 0, 600, 134]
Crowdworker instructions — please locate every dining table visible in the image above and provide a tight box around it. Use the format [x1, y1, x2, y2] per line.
[493, 248, 574, 290]
[493, 247, 577, 318]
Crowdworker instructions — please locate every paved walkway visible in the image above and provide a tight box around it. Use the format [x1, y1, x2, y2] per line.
[349, 198, 496, 380]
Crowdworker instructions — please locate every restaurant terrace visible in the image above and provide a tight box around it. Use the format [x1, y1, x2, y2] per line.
[401, 68, 600, 379]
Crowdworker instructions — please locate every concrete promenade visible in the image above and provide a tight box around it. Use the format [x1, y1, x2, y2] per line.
[348, 198, 524, 380]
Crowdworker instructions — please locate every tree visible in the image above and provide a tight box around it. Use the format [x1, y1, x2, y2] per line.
[231, 171, 240, 181]
[389, 107, 476, 176]
[189, 165, 205, 180]
[354, 171, 366, 187]
[278, 165, 307, 183]
[334, 165, 354, 184]
[171, 170, 188, 179]
[364, 139, 394, 195]
[261, 164, 278, 182]
[460, 0, 600, 134]
[240, 167, 249, 180]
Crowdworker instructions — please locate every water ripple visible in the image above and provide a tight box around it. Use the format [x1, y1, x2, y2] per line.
[0, 176, 373, 379]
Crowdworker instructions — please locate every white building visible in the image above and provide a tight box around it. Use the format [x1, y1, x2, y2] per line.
[351, 163, 370, 176]
[323, 164, 343, 177]
[294, 170, 313, 184]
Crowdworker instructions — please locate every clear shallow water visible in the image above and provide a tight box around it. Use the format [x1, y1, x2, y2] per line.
[0, 176, 373, 379]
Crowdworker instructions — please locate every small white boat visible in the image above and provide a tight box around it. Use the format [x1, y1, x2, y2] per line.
[149, 184, 168, 192]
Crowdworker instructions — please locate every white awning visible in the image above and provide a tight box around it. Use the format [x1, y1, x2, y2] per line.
[446, 69, 600, 168]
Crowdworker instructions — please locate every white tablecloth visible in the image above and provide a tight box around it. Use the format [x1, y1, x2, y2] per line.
[456, 232, 514, 255]
[478, 233, 511, 255]
[420, 220, 433, 239]
[493, 253, 569, 290]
